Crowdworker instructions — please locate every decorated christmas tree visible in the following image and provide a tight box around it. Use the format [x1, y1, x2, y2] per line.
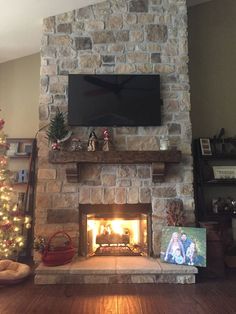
[0, 117, 31, 259]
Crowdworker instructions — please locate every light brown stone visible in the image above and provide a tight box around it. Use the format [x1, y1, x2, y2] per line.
[107, 15, 123, 29]
[137, 166, 151, 179]
[138, 14, 155, 24]
[102, 174, 116, 186]
[38, 169, 57, 180]
[115, 64, 135, 73]
[56, 11, 74, 23]
[123, 14, 137, 25]
[40, 65, 57, 76]
[152, 186, 177, 198]
[46, 181, 62, 193]
[49, 35, 71, 46]
[115, 30, 129, 42]
[127, 136, 159, 150]
[154, 64, 175, 73]
[92, 31, 115, 44]
[136, 64, 153, 73]
[104, 188, 115, 204]
[57, 23, 72, 33]
[90, 188, 103, 204]
[108, 44, 124, 53]
[85, 20, 104, 31]
[43, 16, 55, 33]
[76, 6, 94, 20]
[52, 193, 78, 209]
[79, 187, 90, 204]
[146, 25, 168, 42]
[127, 187, 139, 204]
[139, 187, 151, 203]
[118, 165, 137, 178]
[36, 193, 52, 209]
[79, 54, 101, 68]
[115, 188, 126, 204]
[130, 31, 144, 42]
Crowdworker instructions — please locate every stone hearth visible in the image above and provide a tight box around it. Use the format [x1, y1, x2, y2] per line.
[35, 257, 198, 284]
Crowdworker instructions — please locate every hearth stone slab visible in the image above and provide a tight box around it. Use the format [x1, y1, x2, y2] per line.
[35, 257, 197, 284]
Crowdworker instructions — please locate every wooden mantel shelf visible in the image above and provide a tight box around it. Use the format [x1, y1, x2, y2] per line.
[48, 150, 182, 183]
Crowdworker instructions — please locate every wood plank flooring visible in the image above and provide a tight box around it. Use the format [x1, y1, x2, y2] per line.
[0, 272, 236, 314]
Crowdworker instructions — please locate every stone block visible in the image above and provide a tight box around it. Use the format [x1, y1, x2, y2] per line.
[108, 44, 124, 53]
[115, 30, 129, 42]
[139, 187, 151, 203]
[47, 209, 78, 224]
[38, 169, 57, 180]
[168, 123, 181, 135]
[151, 53, 161, 63]
[107, 15, 123, 29]
[138, 14, 155, 24]
[129, 0, 148, 12]
[75, 37, 92, 50]
[102, 174, 116, 186]
[85, 20, 104, 31]
[127, 187, 139, 204]
[57, 23, 72, 33]
[49, 82, 65, 94]
[146, 25, 168, 42]
[127, 51, 149, 63]
[40, 64, 57, 76]
[39, 105, 49, 121]
[52, 193, 78, 209]
[154, 64, 175, 74]
[117, 179, 131, 187]
[152, 186, 177, 198]
[48, 35, 71, 46]
[92, 31, 115, 44]
[46, 181, 62, 193]
[136, 64, 153, 73]
[56, 11, 74, 23]
[137, 166, 151, 179]
[104, 188, 115, 204]
[118, 165, 137, 178]
[102, 55, 115, 64]
[115, 188, 126, 204]
[76, 6, 94, 20]
[90, 188, 103, 204]
[127, 136, 159, 150]
[43, 16, 55, 33]
[79, 54, 101, 68]
[62, 184, 78, 193]
[79, 187, 90, 204]
[115, 64, 135, 73]
[36, 193, 52, 209]
[130, 30, 144, 42]
[123, 14, 137, 25]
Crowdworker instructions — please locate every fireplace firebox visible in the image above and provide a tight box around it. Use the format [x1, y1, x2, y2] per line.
[79, 204, 152, 257]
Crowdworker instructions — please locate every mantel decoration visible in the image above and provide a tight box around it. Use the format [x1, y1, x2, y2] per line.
[87, 129, 98, 151]
[46, 108, 72, 150]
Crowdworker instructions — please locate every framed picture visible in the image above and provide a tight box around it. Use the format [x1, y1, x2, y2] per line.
[200, 138, 212, 156]
[6, 142, 19, 156]
[160, 226, 206, 267]
[213, 166, 236, 179]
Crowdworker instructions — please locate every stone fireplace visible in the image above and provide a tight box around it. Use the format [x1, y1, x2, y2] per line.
[35, 0, 194, 267]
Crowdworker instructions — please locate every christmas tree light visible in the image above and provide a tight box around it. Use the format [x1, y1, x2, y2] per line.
[0, 117, 31, 259]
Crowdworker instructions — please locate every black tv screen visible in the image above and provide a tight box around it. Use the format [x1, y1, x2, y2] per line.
[68, 74, 162, 126]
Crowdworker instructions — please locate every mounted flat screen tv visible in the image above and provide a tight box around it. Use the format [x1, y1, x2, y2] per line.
[68, 74, 162, 127]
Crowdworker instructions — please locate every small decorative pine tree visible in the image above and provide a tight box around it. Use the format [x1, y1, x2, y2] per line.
[46, 108, 69, 144]
[0, 117, 31, 259]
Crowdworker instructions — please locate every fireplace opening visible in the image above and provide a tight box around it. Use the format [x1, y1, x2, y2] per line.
[79, 204, 152, 257]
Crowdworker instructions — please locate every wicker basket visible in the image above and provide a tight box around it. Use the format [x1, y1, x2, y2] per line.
[42, 231, 75, 266]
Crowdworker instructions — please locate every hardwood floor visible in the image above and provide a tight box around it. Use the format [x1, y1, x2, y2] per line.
[0, 271, 236, 314]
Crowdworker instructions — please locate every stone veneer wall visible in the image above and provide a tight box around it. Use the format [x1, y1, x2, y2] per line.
[35, 0, 194, 260]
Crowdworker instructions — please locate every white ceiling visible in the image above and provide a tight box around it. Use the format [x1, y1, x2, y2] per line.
[0, 0, 213, 64]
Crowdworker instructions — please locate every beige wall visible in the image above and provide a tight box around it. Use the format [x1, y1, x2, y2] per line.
[0, 53, 40, 138]
[188, 0, 236, 138]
